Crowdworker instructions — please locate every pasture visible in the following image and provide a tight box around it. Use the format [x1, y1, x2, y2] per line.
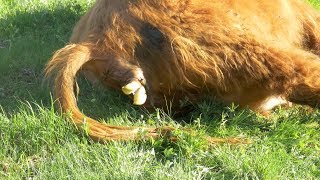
[0, 0, 319, 179]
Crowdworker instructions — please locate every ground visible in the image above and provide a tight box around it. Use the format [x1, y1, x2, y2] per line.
[0, 0, 320, 179]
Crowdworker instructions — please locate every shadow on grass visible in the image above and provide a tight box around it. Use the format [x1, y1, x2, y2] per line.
[0, 2, 86, 40]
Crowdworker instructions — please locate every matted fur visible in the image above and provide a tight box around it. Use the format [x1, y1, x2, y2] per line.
[45, 0, 320, 143]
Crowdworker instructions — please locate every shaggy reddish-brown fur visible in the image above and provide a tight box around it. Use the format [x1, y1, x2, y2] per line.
[45, 0, 320, 143]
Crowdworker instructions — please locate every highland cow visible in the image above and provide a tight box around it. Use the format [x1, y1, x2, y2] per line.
[46, 0, 320, 143]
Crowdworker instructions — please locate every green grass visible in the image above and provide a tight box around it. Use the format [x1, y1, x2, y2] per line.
[1, 0, 320, 179]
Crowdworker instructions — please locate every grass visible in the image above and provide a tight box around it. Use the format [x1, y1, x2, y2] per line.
[0, 0, 320, 179]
